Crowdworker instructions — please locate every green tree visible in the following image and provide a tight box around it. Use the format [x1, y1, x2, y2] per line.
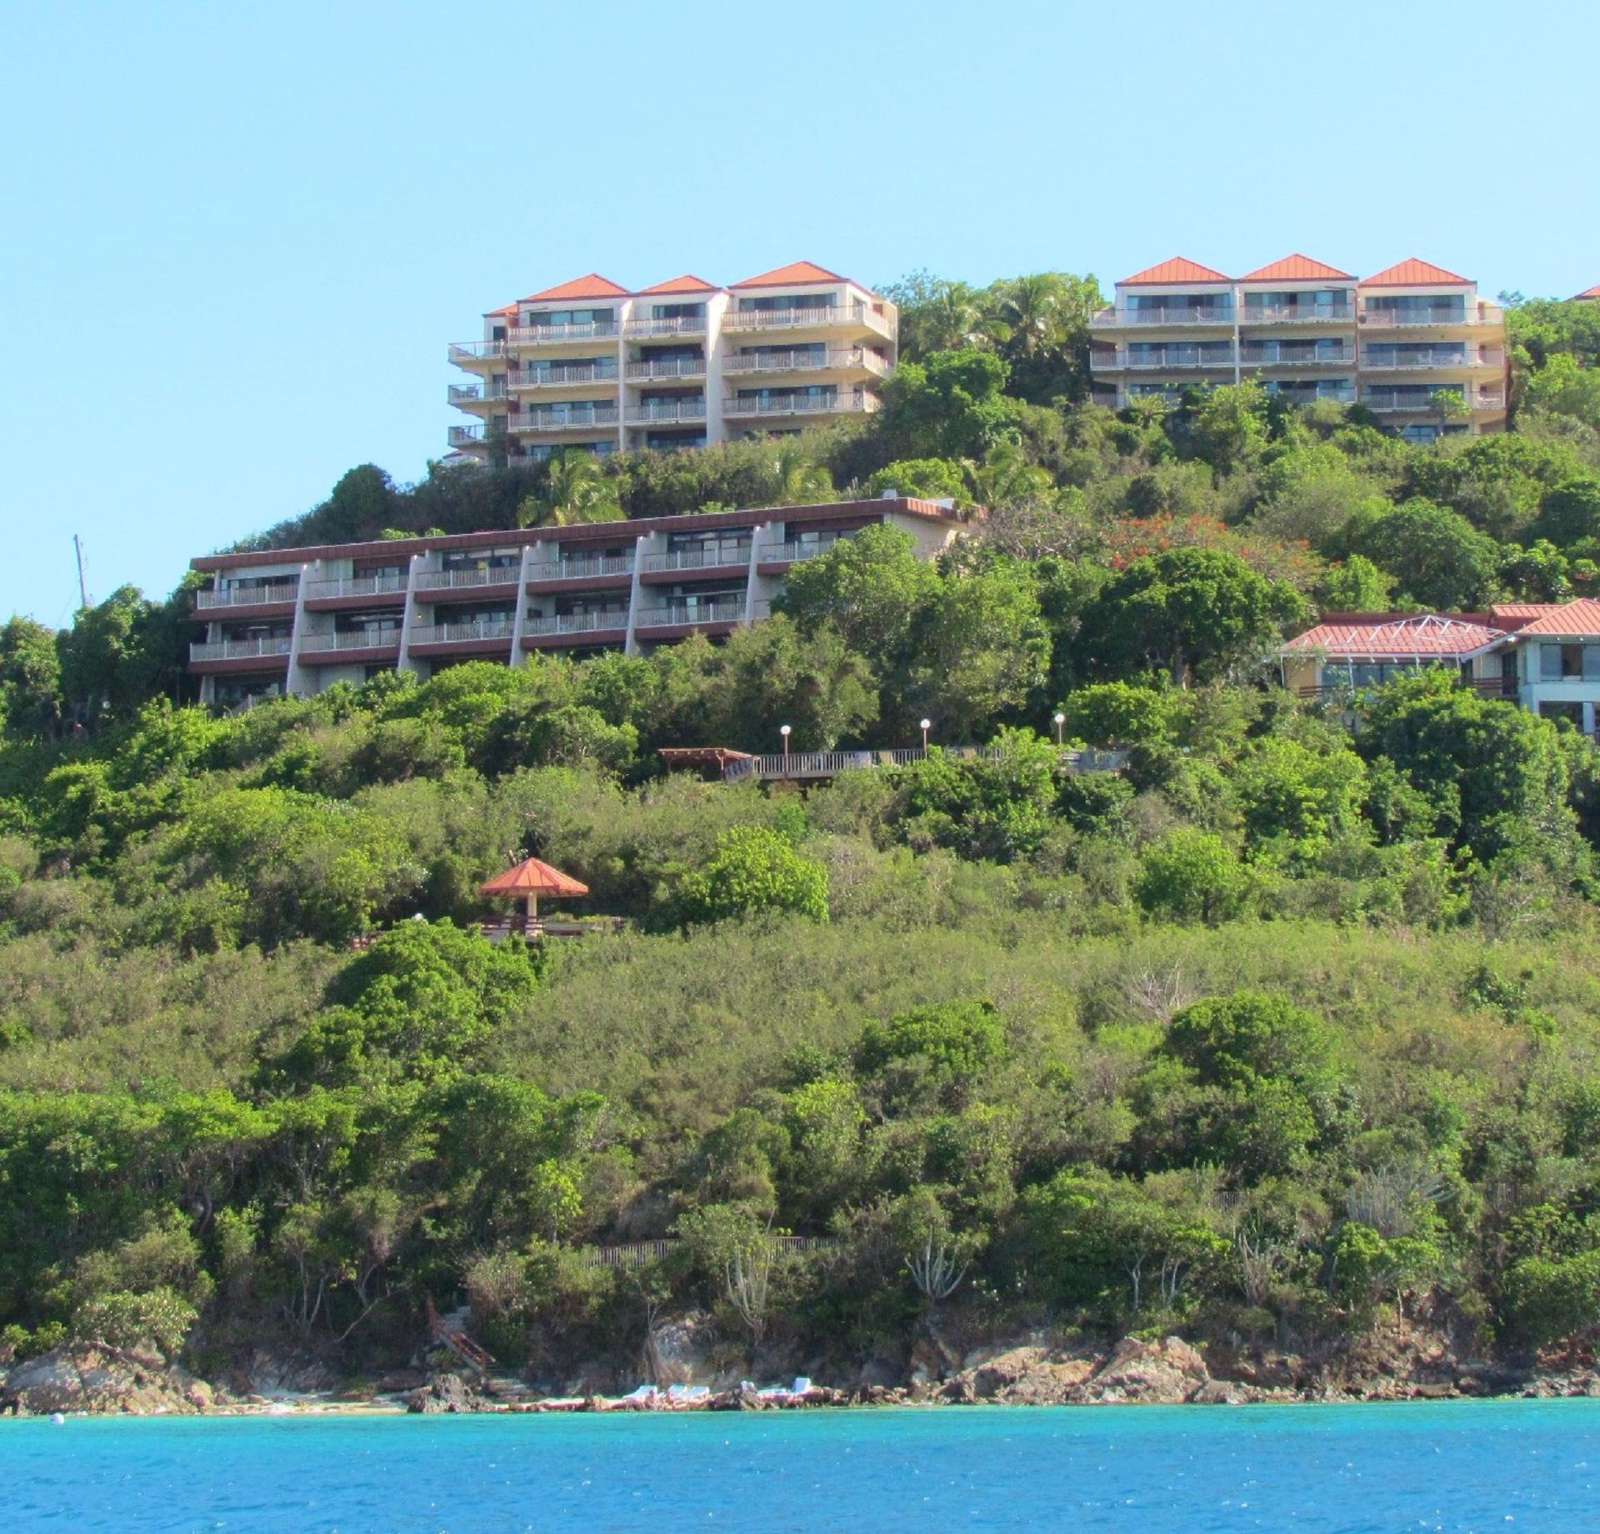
[1342, 498, 1504, 609]
[517, 451, 623, 528]
[1135, 829, 1251, 924]
[675, 826, 828, 926]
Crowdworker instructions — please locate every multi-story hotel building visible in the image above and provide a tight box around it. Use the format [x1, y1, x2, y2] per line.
[445, 262, 898, 465]
[186, 497, 961, 708]
[1090, 255, 1507, 441]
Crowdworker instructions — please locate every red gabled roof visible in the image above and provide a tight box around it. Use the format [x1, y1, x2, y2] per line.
[519, 273, 630, 303]
[1120, 257, 1232, 286]
[1360, 258, 1472, 288]
[1284, 612, 1508, 658]
[485, 302, 517, 318]
[636, 273, 719, 295]
[1512, 599, 1600, 638]
[1239, 253, 1354, 282]
[731, 261, 850, 289]
[480, 856, 589, 899]
[1573, 285, 1600, 301]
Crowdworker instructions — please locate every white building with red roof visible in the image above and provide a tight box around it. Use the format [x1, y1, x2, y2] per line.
[1284, 601, 1600, 734]
[447, 263, 897, 464]
[1090, 254, 1506, 439]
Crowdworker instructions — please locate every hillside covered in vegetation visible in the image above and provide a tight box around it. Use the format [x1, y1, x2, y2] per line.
[3, 277, 1600, 1394]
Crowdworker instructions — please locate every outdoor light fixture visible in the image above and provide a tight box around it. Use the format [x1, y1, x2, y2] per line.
[919, 718, 931, 751]
[780, 723, 792, 760]
[1053, 711, 1066, 747]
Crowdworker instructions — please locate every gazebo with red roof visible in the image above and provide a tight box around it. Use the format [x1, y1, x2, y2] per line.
[480, 856, 590, 925]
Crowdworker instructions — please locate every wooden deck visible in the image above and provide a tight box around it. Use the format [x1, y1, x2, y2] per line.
[721, 745, 1129, 783]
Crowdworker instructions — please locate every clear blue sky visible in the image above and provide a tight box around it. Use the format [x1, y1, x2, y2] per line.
[2, 0, 1595, 625]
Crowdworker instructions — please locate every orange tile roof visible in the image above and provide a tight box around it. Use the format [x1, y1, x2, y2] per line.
[1573, 285, 1600, 301]
[520, 273, 630, 303]
[1360, 258, 1472, 288]
[1239, 253, 1354, 282]
[1512, 599, 1600, 638]
[636, 273, 719, 295]
[485, 302, 518, 317]
[731, 261, 850, 289]
[1120, 257, 1232, 286]
[1284, 612, 1508, 657]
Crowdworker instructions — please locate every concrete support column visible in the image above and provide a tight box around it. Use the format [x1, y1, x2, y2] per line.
[397, 554, 425, 677]
[284, 561, 317, 698]
[623, 534, 648, 657]
[742, 523, 772, 625]
[509, 540, 538, 667]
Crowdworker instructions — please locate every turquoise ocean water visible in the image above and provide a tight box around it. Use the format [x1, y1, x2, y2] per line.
[6, 1401, 1600, 1532]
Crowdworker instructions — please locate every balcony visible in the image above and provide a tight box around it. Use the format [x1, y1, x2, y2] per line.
[447, 383, 506, 406]
[1264, 384, 1356, 405]
[1091, 306, 1234, 328]
[722, 390, 878, 420]
[1359, 389, 1466, 412]
[633, 600, 746, 629]
[508, 363, 619, 391]
[298, 629, 402, 655]
[624, 315, 707, 338]
[1240, 305, 1353, 326]
[624, 357, 706, 382]
[195, 581, 299, 611]
[306, 572, 406, 600]
[414, 565, 520, 593]
[448, 424, 488, 446]
[721, 348, 890, 377]
[515, 403, 621, 431]
[1360, 350, 1503, 371]
[527, 553, 635, 583]
[1359, 307, 1473, 329]
[642, 542, 751, 574]
[189, 637, 292, 662]
[626, 399, 707, 426]
[524, 612, 628, 638]
[1240, 345, 1354, 367]
[760, 536, 845, 565]
[509, 321, 619, 345]
[448, 341, 509, 365]
[721, 303, 893, 340]
[408, 618, 516, 646]
[1095, 347, 1236, 371]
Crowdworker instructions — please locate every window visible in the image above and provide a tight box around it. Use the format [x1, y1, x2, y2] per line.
[1541, 644, 1586, 681]
[738, 292, 835, 313]
[652, 302, 704, 320]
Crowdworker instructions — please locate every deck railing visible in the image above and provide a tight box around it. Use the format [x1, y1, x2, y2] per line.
[723, 744, 1129, 783]
[189, 636, 292, 662]
[298, 629, 402, 654]
[409, 619, 516, 645]
[413, 565, 520, 592]
[524, 611, 628, 637]
[196, 581, 299, 610]
[527, 553, 635, 583]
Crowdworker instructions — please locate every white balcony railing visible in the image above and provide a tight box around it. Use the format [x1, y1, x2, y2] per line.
[516, 403, 621, 430]
[448, 424, 487, 445]
[722, 390, 877, 419]
[1358, 308, 1473, 328]
[624, 316, 707, 338]
[1240, 346, 1355, 366]
[721, 303, 891, 339]
[448, 341, 509, 364]
[1091, 307, 1235, 328]
[760, 536, 844, 564]
[298, 629, 402, 654]
[720, 348, 889, 376]
[509, 321, 619, 344]
[1240, 305, 1354, 325]
[527, 553, 635, 583]
[409, 619, 516, 646]
[1359, 390, 1467, 412]
[625, 399, 707, 425]
[508, 364, 619, 390]
[195, 581, 299, 610]
[1475, 392, 1507, 410]
[413, 565, 520, 592]
[306, 573, 406, 600]
[624, 357, 706, 381]
[448, 383, 507, 405]
[1264, 385, 1357, 404]
[633, 601, 746, 627]
[642, 542, 752, 573]
[1097, 348, 1237, 371]
[189, 636, 292, 662]
[1359, 350, 1503, 371]
[525, 611, 628, 637]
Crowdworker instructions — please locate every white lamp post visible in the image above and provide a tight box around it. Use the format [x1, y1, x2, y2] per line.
[919, 718, 931, 752]
[1053, 711, 1066, 747]
[780, 723, 791, 763]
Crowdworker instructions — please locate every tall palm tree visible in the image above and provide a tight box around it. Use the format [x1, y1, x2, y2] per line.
[772, 445, 835, 505]
[516, 451, 623, 528]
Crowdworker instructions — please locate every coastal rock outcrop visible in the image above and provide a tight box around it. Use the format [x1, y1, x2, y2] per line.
[405, 1372, 488, 1414]
[1, 1345, 219, 1415]
[1072, 1336, 1212, 1404]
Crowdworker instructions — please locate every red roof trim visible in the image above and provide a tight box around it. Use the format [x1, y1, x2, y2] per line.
[1119, 257, 1233, 286]
[730, 260, 853, 290]
[635, 273, 719, 295]
[1238, 253, 1355, 282]
[519, 273, 630, 303]
[1359, 258, 1473, 288]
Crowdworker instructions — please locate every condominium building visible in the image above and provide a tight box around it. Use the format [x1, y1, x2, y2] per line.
[1090, 255, 1507, 442]
[1283, 601, 1600, 734]
[186, 497, 961, 708]
[446, 263, 898, 464]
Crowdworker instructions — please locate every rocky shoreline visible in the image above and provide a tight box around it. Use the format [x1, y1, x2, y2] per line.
[5, 1330, 1599, 1419]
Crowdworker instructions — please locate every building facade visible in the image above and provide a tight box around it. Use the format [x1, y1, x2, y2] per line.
[1283, 600, 1600, 734]
[187, 497, 961, 708]
[1091, 255, 1507, 442]
[446, 263, 898, 465]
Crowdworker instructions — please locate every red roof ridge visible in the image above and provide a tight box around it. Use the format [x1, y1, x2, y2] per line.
[1360, 258, 1473, 288]
[519, 273, 630, 303]
[731, 260, 852, 289]
[1120, 257, 1233, 286]
[636, 273, 719, 295]
[1239, 253, 1354, 282]
[1573, 285, 1600, 301]
[1513, 598, 1600, 637]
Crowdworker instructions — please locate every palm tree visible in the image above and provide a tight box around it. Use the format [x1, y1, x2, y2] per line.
[772, 445, 835, 506]
[516, 451, 623, 528]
